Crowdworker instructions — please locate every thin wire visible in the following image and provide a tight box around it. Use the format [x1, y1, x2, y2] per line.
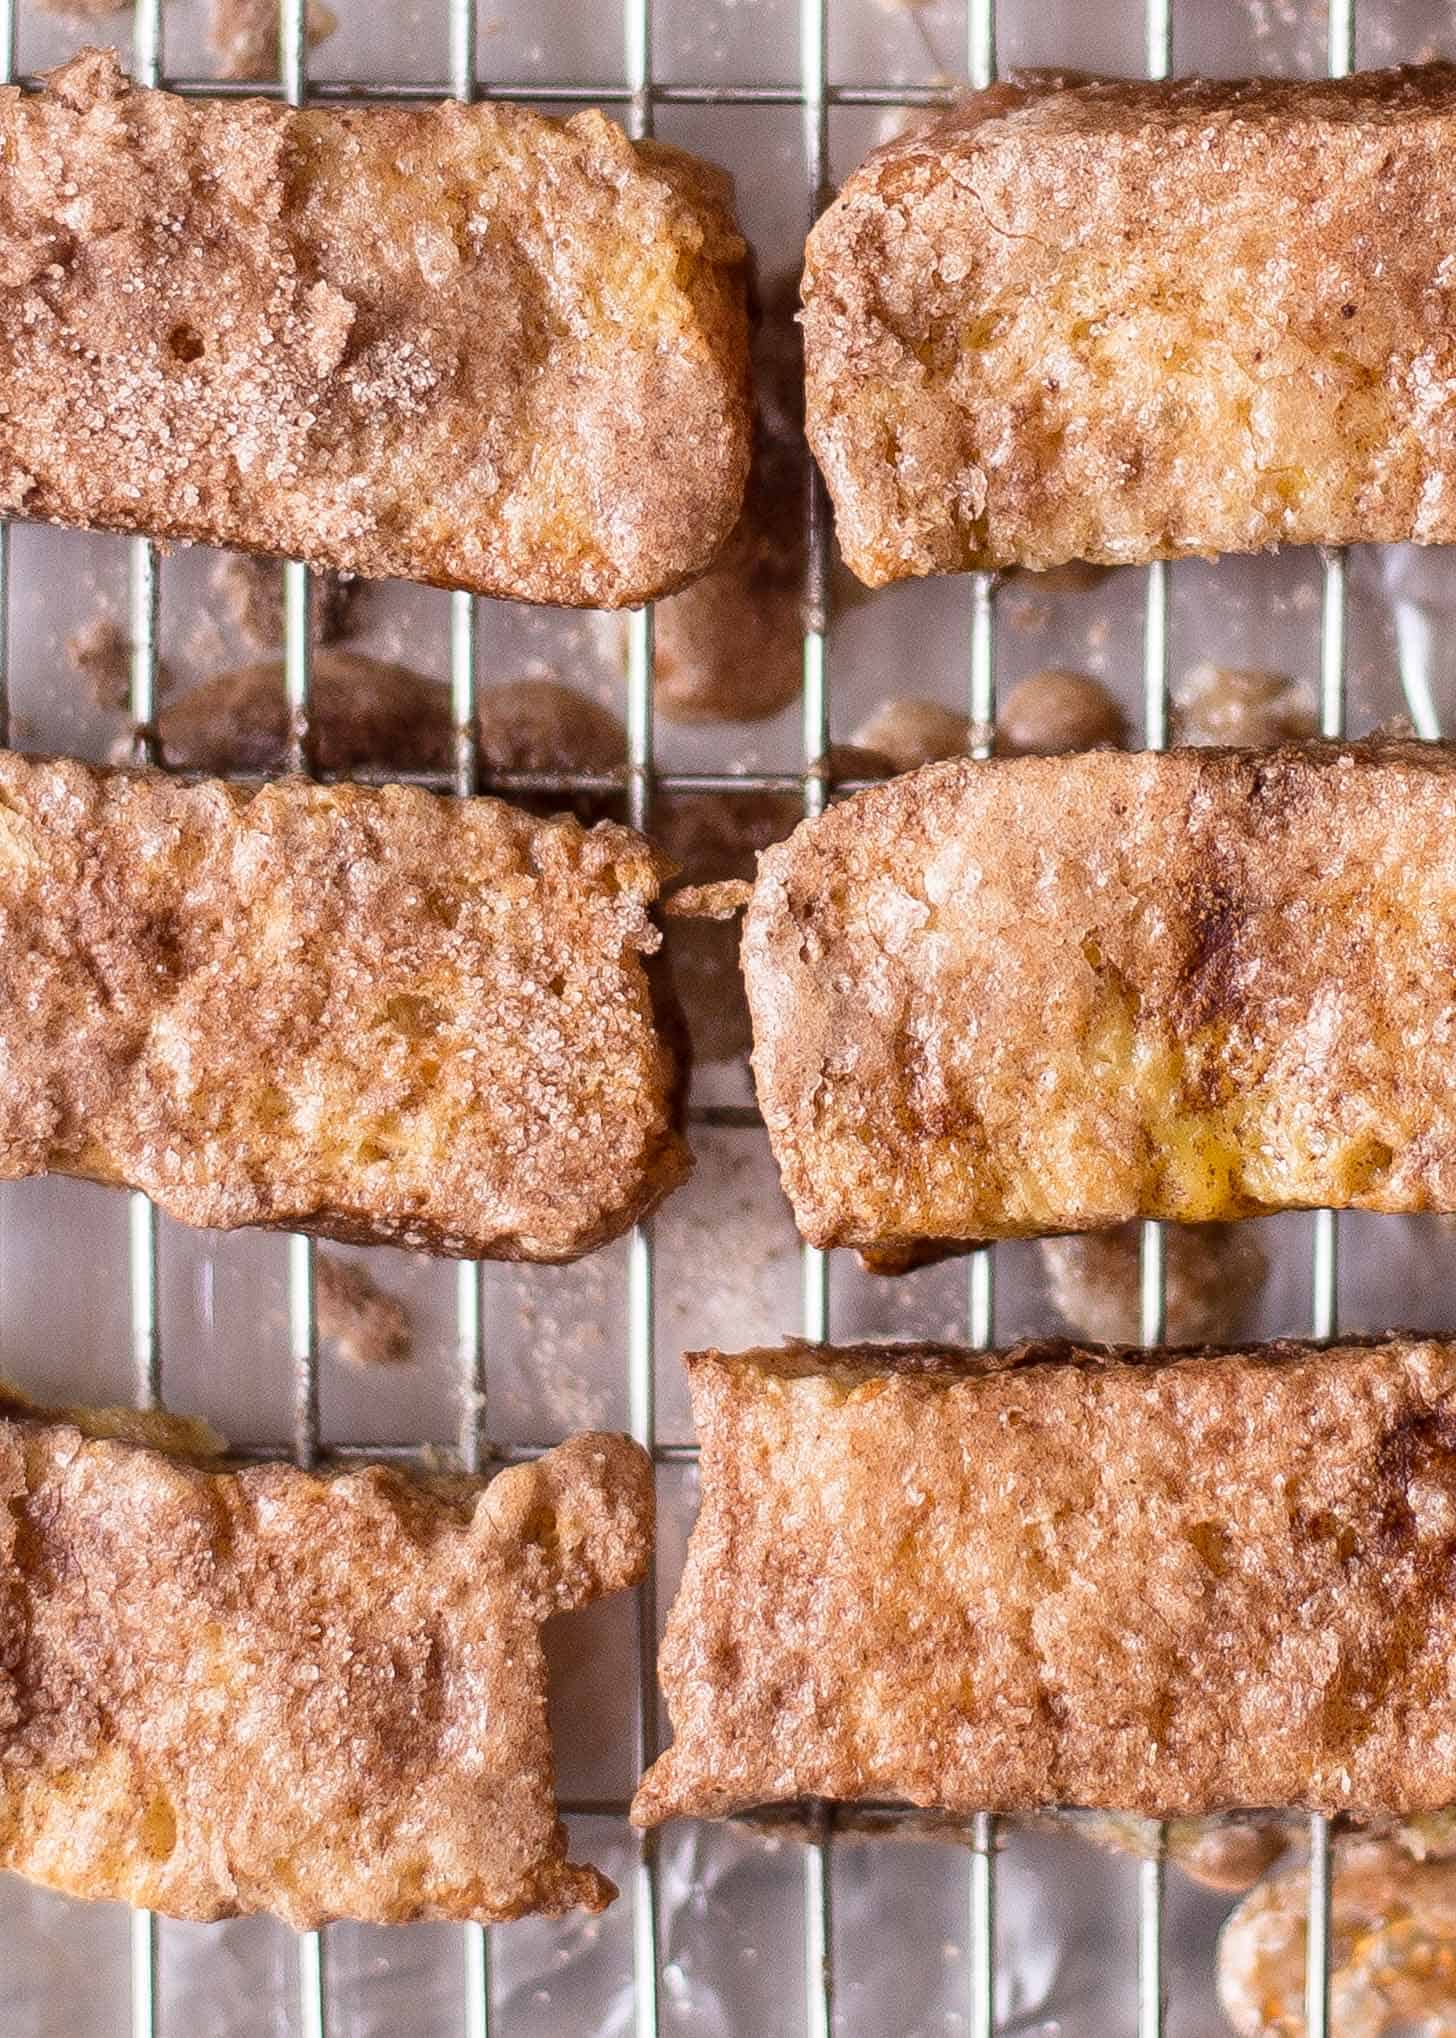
[618, 7, 663, 2028]
[803, 1804, 834, 2038]
[125, 536, 162, 1425]
[1137, 1854, 1167, 2038]
[298, 1930, 326, 2038]
[129, 1910, 159, 2038]
[1307, 21, 1354, 2021]
[289, 1225, 325, 2037]
[962, 12, 1001, 2029]
[445, 10, 491, 2030]
[9, 73, 979, 106]
[1305, 1814, 1334, 2038]
[967, 0, 995, 92]
[1145, 0, 1172, 78]
[797, 0, 835, 2025]
[272, 5, 329, 2032]
[1142, 560, 1169, 751]
[122, 8, 165, 2030]
[280, 0, 308, 104]
[969, 1811, 996, 2038]
[177, 763, 884, 799]
[1135, 19, 1172, 2028]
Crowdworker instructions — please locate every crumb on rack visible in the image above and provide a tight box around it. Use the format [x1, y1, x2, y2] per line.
[614, 272, 806, 725]
[66, 615, 175, 713]
[851, 698, 971, 772]
[1064, 1811, 1291, 1894]
[315, 1250, 413, 1368]
[211, 554, 364, 653]
[1171, 663, 1317, 747]
[31, 0, 124, 17]
[996, 669, 1127, 756]
[1040, 1220, 1268, 1347]
[1219, 1839, 1456, 2038]
[209, 0, 338, 80]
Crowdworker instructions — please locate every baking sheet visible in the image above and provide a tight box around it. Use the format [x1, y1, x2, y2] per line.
[6, 0, 1456, 2032]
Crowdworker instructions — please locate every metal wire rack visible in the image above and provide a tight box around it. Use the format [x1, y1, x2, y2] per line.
[0, 0, 1410, 2032]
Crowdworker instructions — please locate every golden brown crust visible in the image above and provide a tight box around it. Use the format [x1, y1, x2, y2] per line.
[0, 51, 751, 607]
[745, 742, 1456, 1254]
[803, 64, 1456, 583]
[0, 1410, 652, 1926]
[0, 750, 689, 1258]
[633, 1336, 1456, 1826]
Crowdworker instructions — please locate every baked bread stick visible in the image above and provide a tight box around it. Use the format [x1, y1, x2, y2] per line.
[0, 750, 688, 1257]
[632, 1337, 1456, 1825]
[0, 1395, 652, 1924]
[744, 742, 1456, 1256]
[0, 50, 751, 607]
[803, 65, 1456, 584]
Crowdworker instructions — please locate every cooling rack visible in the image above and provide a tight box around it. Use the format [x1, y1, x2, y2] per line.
[0, 0, 1424, 2032]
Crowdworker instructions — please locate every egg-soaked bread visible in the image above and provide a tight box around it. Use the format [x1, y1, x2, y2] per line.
[745, 742, 1456, 1256]
[0, 50, 750, 606]
[0, 750, 688, 1256]
[804, 66, 1456, 584]
[634, 1337, 1456, 1825]
[0, 1397, 653, 1924]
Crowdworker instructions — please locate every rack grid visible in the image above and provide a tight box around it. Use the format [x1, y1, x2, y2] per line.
[0, 0, 1401, 2032]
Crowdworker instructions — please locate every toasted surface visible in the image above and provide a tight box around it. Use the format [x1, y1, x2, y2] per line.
[0, 1401, 652, 1925]
[0, 750, 688, 1256]
[633, 1337, 1456, 1825]
[0, 50, 751, 607]
[803, 65, 1456, 583]
[745, 742, 1456, 1253]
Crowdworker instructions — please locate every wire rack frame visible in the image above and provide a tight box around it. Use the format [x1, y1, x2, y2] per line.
[0, 0, 1402, 2031]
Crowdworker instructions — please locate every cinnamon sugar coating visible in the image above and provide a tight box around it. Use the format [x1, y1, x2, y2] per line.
[0, 750, 689, 1257]
[803, 65, 1456, 584]
[744, 742, 1456, 1255]
[633, 1337, 1456, 1825]
[0, 1399, 652, 1925]
[0, 50, 751, 607]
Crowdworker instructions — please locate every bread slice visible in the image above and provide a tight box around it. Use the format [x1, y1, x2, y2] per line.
[804, 65, 1456, 583]
[633, 1336, 1456, 1824]
[0, 1394, 653, 1924]
[744, 741, 1456, 1256]
[0, 49, 750, 607]
[0, 750, 689, 1257]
